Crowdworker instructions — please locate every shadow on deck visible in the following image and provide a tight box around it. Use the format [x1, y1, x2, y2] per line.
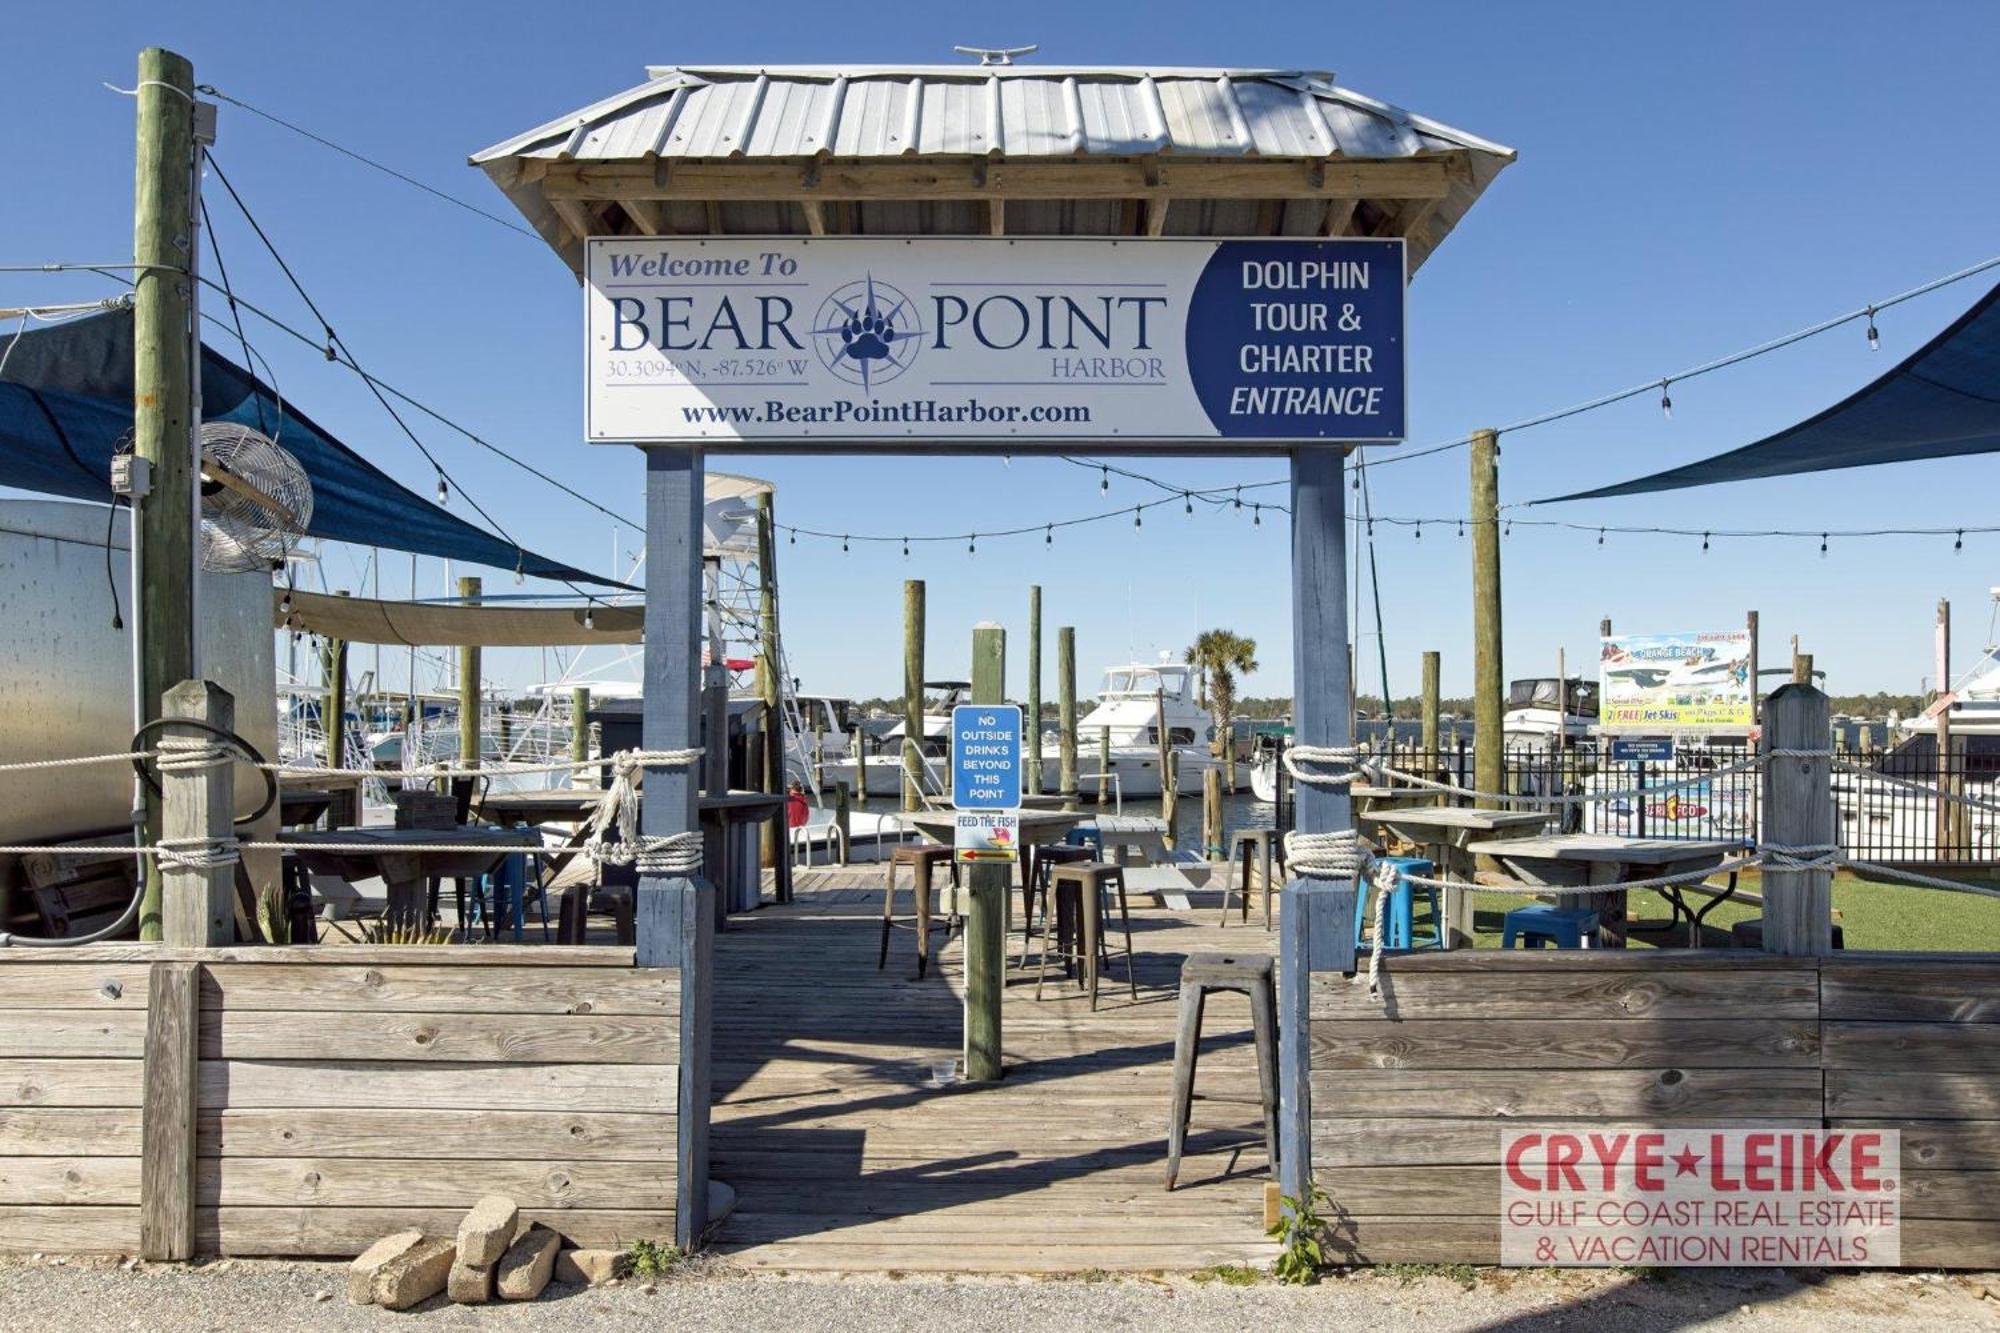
[707, 865, 1281, 1272]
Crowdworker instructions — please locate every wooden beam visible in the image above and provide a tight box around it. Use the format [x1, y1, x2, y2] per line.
[799, 199, 827, 235]
[1373, 195, 1440, 239]
[622, 199, 667, 236]
[1321, 198, 1359, 237]
[542, 157, 1452, 203]
[987, 198, 1006, 236]
[549, 197, 597, 243]
[703, 200, 723, 235]
[1143, 197, 1170, 236]
[139, 960, 198, 1261]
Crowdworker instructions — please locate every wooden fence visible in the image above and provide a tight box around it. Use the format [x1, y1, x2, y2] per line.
[1308, 950, 2000, 1267]
[0, 944, 681, 1256]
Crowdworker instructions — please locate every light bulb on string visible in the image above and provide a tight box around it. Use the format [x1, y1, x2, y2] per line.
[583, 606, 595, 630]
[841, 535, 849, 553]
[1003, 453, 1012, 467]
[1597, 528, 1605, 546]
[1457, 520, 1464, 538]
[1866, 305, 1880, 351]
[1252, 504, 1262, 527]
[1659, 380, 1673, 420]
[1352, 469, 1360, 491]
[435, 474, 448, 505]
[1233, 486, 1243, 510]
[1505, 520, 1513, 538]
[1184, 492, 1194, 516]
[1044, 524, 1053, 548]
[1099, 466, 1109, 495]
[1413, 521, 1422, 541]
[1955, 530, 1964, 552]
[513, 558, 525, 586]
[1820, 533, 1829, 557]
[1702, 532, 1710, 552]
[902, 536, 910, 559]
[788, 529, 795, 545]
[968, 534, 977, 555]
[1134, 508, 1143, 529]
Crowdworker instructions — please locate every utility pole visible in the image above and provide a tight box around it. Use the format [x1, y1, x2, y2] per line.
[133, 47, 201, 940]
[1058, 626, 1079, 812]
[458, 577, 482, 770]
[1470, 428, 1504, 806]
[902, 580, 925, 811]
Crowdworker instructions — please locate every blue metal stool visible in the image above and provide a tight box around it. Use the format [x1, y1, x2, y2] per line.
[1353, 856, 1443, 950]
[1502, 903, 1600, 949]
[1064, 825, 1103, 855]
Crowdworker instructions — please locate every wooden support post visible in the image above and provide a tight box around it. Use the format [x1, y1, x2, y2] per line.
[1026, 585, 1043, 796]
[1278, 446, 1356, 1202]
[160, 679, 235, 947]
[323, 591, 349, 769]
[1058, 626, 1079, 812]
[702, 560, 729, 800]
[1761, 683, 1834, 956]
[133, 47, 199, 942]
[754, 492, 783, 868]
[1155, 688, 1177, 845]
[833, 781, 851, 867]
[903, 579, 925, 811]
[641, 448, 712, 1250]
[853, 726, 868, 800]
[1203, 767, 1224, 861]
[570, 687, 592, 768]
[1937, 703, 1957, 858]
[139, 960, 198, 1261]
[1793, 652, 1814, 685]
[965, 623, 1007, 1083]
[458, 577, 482, 770]
[1469, 428, 1503, 808]
[1747, 610, 1761, 727]
[1420, 650, 1441, 772]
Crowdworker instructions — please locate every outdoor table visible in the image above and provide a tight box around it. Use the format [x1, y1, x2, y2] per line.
[279, 771, 365, 827]
[278, 787, 337, 830]
[1463, 833, 1743, 948]
[898, 807, 1085, 935]
[701, 792, 788, 918]
[1367, 806, 1555, 948]
[279, 824, 542, 934]
[1351, 781, 1448, 847]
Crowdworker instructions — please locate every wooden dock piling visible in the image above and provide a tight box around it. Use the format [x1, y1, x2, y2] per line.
[1026, 584, 1043, 796]
[1419, 649, 1440, 771]
[965, 623, 1007, 1082]
[903, 580, 925, 811]
[458, 576, 482, 771]
[1058, 626, 1079, 812]
[755, 491, 783, 866]
[322, 591, 348, 770]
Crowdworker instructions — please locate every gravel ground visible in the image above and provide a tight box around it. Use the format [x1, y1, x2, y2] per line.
[1, 1256, 1995, 1331]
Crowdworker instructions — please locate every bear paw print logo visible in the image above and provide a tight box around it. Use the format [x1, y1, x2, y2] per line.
[812, 275, 925, 391]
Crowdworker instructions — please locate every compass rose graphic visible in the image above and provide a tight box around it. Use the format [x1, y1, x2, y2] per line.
[810, 274, 926, 391]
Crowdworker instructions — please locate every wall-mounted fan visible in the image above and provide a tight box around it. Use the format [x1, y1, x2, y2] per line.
[195, 422, 313, 573]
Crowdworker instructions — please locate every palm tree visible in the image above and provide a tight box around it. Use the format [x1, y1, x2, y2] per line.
[1185, 628, 1258, 787]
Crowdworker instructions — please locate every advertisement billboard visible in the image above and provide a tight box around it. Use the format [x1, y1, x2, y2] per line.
[1599, 630, 1753, 732]
[585, 236, 1406, 449]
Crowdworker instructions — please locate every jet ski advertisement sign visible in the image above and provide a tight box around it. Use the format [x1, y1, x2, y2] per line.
[1599, 631, 1753, 732]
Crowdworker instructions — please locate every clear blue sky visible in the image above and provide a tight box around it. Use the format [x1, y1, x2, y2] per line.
[8, 1, 1999, 703]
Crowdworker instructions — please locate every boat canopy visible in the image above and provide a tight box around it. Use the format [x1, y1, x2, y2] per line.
[1507, 677, 1599, 716]
[278, 588, 643, 645]
[0, 308, 626, 588]
[1540, 281, 2000, 503]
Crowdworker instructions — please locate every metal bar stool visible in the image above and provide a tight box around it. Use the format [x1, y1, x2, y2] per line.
[1223, 828, 1287, 929]
[1038, 862, 1138, 1010]
[1020, 843, 1094, 970]
[880, 844, 958, 979]
[1166, 952, 1279, 1190]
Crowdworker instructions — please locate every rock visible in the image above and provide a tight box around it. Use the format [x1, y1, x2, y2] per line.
[347, 1230, 425, 1306]
[496, 1225, 561, 1301]
[455, 1195, 521, 1268]
[555, 1248, 628, 1287]
[371, 1237, 456, 1312]
[447, 1255, 496, 1305]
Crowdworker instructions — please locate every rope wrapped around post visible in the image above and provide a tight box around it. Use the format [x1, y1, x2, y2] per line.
[1279, 745, 1373, 880]
[582, 747, 706, 875]
[154, 734, 243, 872]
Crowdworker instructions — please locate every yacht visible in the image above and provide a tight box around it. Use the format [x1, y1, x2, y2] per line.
[1501, 677, 1599, 749]
[1836, 637, 2000, 861]
[1044, 658, 1217, 800]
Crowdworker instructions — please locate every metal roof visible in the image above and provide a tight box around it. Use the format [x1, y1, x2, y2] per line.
[471, 63, 1515, 273]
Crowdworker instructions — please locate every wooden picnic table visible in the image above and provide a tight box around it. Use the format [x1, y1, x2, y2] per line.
[279, 824, 541, 933]
[1351, 781, 1449, 845]
[1367, 806, 1554, 948]
[1464, 833, 1744, 947]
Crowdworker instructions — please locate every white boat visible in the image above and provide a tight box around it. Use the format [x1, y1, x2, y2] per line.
[1502, 677, 1599, 749]
[1040, 658, 1214, 800]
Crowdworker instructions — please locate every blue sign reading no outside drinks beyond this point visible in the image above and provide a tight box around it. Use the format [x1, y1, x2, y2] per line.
[951, 705, 1023, 810]
[1609, 736, 1678, 764]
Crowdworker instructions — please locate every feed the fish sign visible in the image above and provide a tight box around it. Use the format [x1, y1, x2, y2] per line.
[586, 236, 1406, 450]
[951, 705, 1022, 811]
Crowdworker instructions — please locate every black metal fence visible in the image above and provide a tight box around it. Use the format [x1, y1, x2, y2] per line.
[1364, 739, 1999, 866]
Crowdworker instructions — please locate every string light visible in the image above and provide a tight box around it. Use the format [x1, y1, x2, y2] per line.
[1044, 524, 1053, 548]
[1233, 486, 1243, 509]
[902, 536, 910, 559]
[969, 534, 977, 555]
[1183, 491, 1194, 516]
[278, 591, 292, 614]
[1458, 520, 1465, 538]
[1866, 305, 1880, 351]
[789, 529, 795, 545]
[1252, 504, 1262, 526]
[1702, 531, 1710, 551]
[1134, 508, 1143, 529]
[1099, 465, 1109, 495]
[841, 535, 849, 553]
[1820, 533, 1829, 556]
[1659, 380, 1673, 420]
[1597, 527, 1605, 545]
[583, 606, 595, 630]
[435, 474, 448, 504]
[1955, 530, 1963, 552]
[1413, 521, 1422, 540]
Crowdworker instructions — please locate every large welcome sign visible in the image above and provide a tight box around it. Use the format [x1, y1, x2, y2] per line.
[585, 237, 1405, 449]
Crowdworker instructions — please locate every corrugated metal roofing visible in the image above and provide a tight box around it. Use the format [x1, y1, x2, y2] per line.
[470, 63, 1515, 274]
[474, 65, 1511, 165]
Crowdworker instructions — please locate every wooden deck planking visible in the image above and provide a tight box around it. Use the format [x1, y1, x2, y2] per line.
[708, 866, 1277, 1272]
